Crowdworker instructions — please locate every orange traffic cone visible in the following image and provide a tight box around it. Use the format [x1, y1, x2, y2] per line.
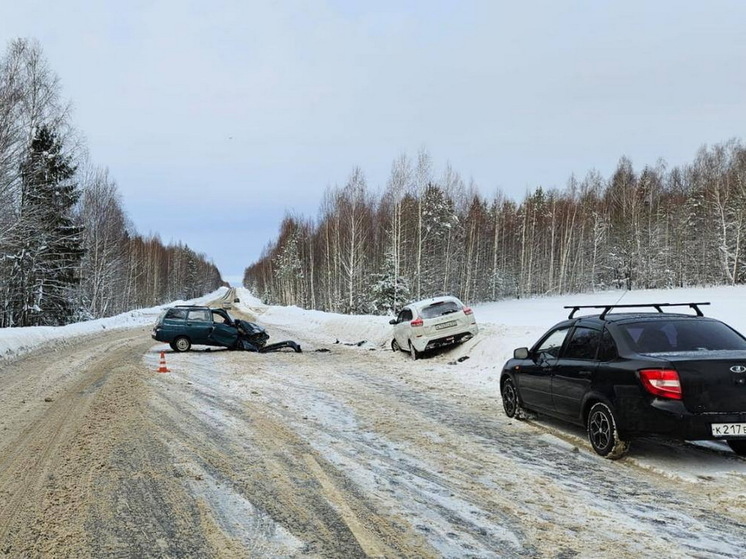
[157, 351, 170, 373]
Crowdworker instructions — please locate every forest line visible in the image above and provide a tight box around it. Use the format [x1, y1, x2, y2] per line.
[244, 141, 746, 315]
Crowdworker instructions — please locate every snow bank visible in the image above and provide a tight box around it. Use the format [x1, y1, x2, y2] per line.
[260, 306, 391, 348]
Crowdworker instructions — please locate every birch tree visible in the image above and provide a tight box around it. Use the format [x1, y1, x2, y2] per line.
[77, 166, 130, 317]
[338, 167, 372, 313]
[382, 153, 412, 310]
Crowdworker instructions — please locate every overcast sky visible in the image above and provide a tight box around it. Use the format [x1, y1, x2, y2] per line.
[2, 1, 745, 285]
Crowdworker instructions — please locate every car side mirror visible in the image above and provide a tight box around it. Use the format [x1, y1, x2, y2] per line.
[514, 347, 529, 359]
[389, 319, 398, 325]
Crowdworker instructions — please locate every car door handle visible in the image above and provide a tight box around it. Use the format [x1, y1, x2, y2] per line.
[578, 370, 593, 378]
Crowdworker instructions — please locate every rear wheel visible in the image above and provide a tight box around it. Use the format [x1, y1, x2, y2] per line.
[172, 336, 191, 353]
[587, 402, 629, 459]
[727, 440, 746, 456]
[408, 342, 419, 361]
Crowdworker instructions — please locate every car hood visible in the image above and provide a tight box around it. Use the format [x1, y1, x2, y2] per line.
[236, 320, 267, 335]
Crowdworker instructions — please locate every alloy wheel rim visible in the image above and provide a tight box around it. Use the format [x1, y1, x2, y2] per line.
[503, 383, 517, 415]
[590, 410, 611, 449]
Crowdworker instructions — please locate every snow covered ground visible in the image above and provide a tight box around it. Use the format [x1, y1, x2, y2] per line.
[4, 284, 746, 556]
[3, 283, 746, 487]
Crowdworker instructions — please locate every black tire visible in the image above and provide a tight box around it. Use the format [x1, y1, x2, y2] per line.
[391, 339, 401, 352]
[727, 440, 746, 456]
[172, 336, 191, 353]
[501, 377, 520, 418]
[587, 402, 630, 459]
[408, 342, 419, 361]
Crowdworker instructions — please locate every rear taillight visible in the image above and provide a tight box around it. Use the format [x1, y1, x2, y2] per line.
[639, 369, 682, 400]
[410, 318, 424, 327]
[463, 306, 473, 315]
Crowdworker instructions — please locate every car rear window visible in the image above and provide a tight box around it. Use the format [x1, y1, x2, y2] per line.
[165, 308, 188, 319]
[618, 320, 746, 353]
[421, 301, 461, 319]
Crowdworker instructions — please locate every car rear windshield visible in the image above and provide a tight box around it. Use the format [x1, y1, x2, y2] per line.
[421, 301, 461, 319]
[618, 320, 746, 353]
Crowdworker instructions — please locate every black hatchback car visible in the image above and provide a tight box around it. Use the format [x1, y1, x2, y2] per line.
[500, 303, 746, 459]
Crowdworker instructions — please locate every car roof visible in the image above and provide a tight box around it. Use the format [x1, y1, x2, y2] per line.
[603, 313, 715, 325]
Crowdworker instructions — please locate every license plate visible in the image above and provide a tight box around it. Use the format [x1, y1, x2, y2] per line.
[435, 320, 457, 330]
[711, 423, 746, 437]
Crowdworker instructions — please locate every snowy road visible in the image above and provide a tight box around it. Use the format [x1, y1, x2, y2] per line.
[1, 302, 746, 557]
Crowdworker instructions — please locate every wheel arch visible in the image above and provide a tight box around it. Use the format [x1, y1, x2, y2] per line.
[581, 392, 614, 427]
[499, 371, 515, 390]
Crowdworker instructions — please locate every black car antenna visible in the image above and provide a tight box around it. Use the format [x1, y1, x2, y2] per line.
[564, 302, 710, 319]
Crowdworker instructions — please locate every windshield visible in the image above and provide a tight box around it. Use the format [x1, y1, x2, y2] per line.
[617, 319, 746, 353]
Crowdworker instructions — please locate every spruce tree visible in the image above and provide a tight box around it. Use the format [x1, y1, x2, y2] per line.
[13, 125, 83, 325]
[368, 248, 411, 315]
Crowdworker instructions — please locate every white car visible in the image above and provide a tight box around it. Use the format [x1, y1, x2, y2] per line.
[389, 296, 478, 360]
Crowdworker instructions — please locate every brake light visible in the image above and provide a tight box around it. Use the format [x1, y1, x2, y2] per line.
[463, 307, 473, 315]
[639, 369, 682, 400]
[410, 318, 424, 327]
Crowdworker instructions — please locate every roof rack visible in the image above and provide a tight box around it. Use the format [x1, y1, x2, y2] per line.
[564, 302, 710, 320]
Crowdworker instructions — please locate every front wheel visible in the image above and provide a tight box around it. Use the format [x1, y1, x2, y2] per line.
[391, 339, 401, 352]
[501, 378, 520, 418]
[587, 402, 629, 459]
[172, 336, 191, 353]
[727, 440, 746, 456]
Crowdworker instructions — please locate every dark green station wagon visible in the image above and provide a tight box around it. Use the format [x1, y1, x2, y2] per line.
[151, 305, 268, 352]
